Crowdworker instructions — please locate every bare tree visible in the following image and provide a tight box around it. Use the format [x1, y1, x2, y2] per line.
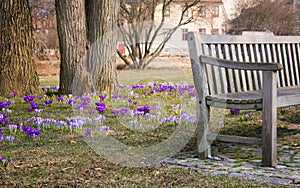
[0, 0, 40, 96]
[29, 0, 58, 60]
[228, 0, 300, 35]
[117, 0, 201, 69]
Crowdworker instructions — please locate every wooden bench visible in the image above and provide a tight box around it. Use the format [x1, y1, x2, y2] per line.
[187, 31, 300, 167]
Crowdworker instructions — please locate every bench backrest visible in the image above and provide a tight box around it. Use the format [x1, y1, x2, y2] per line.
[188, 31, 300, 95]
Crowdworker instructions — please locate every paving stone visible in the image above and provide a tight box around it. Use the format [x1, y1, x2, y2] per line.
[161, 145, 300, 186]
[212, 171, 229, 175]
[275, 165, 287, 169]
[228, 173, 245, 178]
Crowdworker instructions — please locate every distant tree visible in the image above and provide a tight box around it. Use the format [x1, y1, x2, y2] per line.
[29, 0, 58, 60]
[117, 0, 201, 69]
[228, 0, 300, 35]
[56, 0, 120, 95]
[0, 0, 40, 96]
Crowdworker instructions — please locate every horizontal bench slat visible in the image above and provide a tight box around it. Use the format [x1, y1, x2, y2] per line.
[206, 85, 300, 108]
[200, 55, 283, 71]
[207, 134, 262, 145]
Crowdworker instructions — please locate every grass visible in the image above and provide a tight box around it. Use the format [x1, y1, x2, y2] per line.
[0, 69, 299, 187]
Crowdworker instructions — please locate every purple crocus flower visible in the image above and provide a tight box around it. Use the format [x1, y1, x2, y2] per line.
[0, 134, 4, 141]
[0, 156, 3, 162]
[56, 96, 64, 102]
[30, 101, 39, 109]
[137, 106, 145, 112]
[99, 126, 109, 132]
[97, 106, 105, 113]
[12, 91, 17, 97]
[24, 95, 35, 102]
[95, 102, 106, 108]
[88, 109, 96, 115]
[51, 86, 59, 91]
[6, 135, 14, 142]
[43, 99, 53, 105]
[144, 105, 151, 113]
[247, 113, 253, 118]
[95, 102, 106, 113]
[120, 108, 128, 114]
[112, 109, 119, 115]
[85, 127, 92, 135]
[112, 94, 118, 99]
[0, 127, 3, 132]
[22, 125, 31, 132]
[66, 99, 76, 105]
[99, 94, 106, 100]
[230, 108, 240, 114]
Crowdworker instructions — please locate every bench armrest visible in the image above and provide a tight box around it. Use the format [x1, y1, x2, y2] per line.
[200, 55, 283, 71]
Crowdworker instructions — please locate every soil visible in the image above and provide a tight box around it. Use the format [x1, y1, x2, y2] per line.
[35, 56, 191, 76]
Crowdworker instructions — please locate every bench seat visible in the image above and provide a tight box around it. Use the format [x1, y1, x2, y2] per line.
[207, 85, 300, 110]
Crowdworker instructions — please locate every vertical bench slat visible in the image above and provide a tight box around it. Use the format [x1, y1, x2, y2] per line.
[282, 44, 291, 86]
[236, 44, 248, 91]
[224, 44, 235, 93]
[287, 44, 295, 86]
[210, 44, 223, 94]
[243, 44, 254, 91]
[272, 44, 282, 87]
[293, 44, 300, 85]
[203, 44, 216, 95]
[216, 44, 227, 94]
[276, 44, 286, 87]
[230, 44, 242, 92]
[250, 44, 260, 90]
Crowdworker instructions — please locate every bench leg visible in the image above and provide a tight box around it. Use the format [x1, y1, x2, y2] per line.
[197, 104, 210, 159]
[262, 71, 277, 167]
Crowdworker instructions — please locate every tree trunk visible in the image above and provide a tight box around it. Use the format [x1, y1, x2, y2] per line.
[0, 0, 40, 96]
[55, 0, 87, 95]
[85, 0, 119, 92]
[56, 0, 119, 95]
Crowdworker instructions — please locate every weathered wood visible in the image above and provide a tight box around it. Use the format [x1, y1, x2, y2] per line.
[262, 71, 278, 167]
[208, 134, 262, 145]
[187, 31, 300, 167]
[200, 55, 283, 71]
[187, 32, 210, 158]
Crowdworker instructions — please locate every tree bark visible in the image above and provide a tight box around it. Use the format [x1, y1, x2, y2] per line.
[0, 0, 40, 96]
[56, 0, 119, 95]
[85, 0, 119, 92]
[55, 0, 87, 95]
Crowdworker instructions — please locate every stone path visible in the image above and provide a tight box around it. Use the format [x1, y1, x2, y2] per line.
[161, 143, 300, 187]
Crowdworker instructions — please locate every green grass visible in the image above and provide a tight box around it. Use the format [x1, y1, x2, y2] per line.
[1, 69, 299, 187]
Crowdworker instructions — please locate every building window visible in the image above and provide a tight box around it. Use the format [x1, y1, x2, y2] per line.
[199, 28, 206, 35]
[221, 29, 225, 35]
[212, 6, 219, 17]
[199, 6, 206, 17]
[212, 29, 219, 35]
[181, 5, 188, 17]
[182, 28, 188, 41]
[164, 6, 170, 17]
